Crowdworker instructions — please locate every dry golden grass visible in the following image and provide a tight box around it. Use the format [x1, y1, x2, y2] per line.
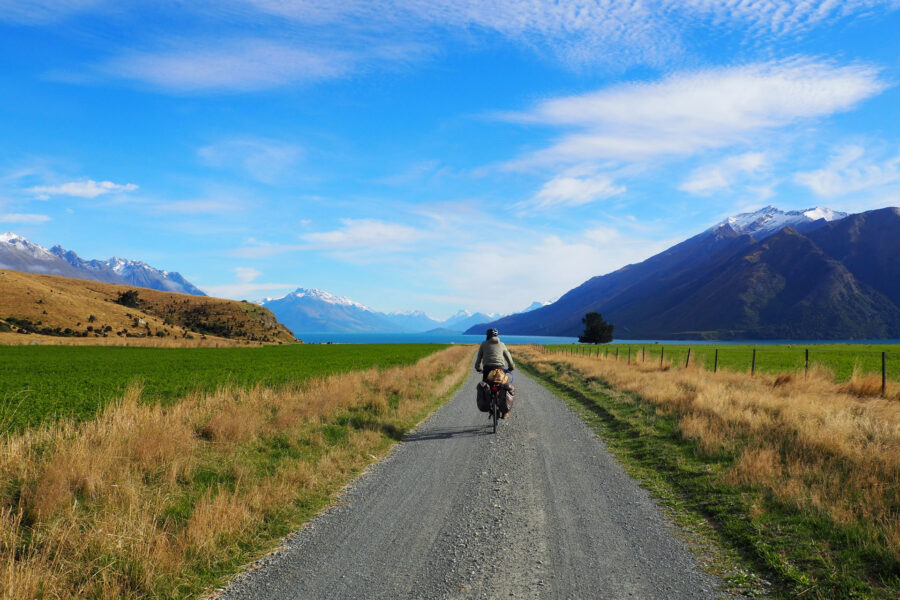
[0, 269, 296, 344]
[0, 345, 472, 599]
[0, 331, 263, 347]
[519, 346, 900, 564]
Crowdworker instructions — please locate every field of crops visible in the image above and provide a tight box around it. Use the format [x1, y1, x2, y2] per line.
[0, 343, 448, 432]
[545, 343, 900, 382]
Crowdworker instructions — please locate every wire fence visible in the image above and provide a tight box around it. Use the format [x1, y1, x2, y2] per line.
[541, 343, 900, 395]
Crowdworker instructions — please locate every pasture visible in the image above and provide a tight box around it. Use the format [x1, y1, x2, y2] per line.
[546, 343, 900, 382]
[0, 343, 447, 432]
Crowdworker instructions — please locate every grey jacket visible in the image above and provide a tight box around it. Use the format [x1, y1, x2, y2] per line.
[475, 337, 515, 371]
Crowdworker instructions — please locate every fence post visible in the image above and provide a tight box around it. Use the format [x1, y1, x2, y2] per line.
[660, 346, 664, 367]
[751, 348, 757, 376]
[883, 351, 887, 397]
[628, 346, 631, 364]
[685, 347, 691, 368]
[615, 347, 619, 360]
[805, 348, 809, 377]
[642, 346, 645, 362]
[713, 348, 718, 373]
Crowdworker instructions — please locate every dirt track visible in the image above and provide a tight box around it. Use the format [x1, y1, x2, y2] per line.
[219, 369, 728, 599]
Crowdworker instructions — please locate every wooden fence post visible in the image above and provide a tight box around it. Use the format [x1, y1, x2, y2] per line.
[660, 346, 664, 367]
[685, 348, 691, 368]
[751, 348, 757, 376]
[615, 347, 619, 360]
[882, 351, 887, 397]
[805, 348, 809, 377]
[628, 346, 631, 364]
[642, 346, 645, 362]
[713, 348, 718, 373]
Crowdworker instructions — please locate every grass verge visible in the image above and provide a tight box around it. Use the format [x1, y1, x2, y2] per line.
[1, 345, 472, 599]
[518, 346, 899, 600]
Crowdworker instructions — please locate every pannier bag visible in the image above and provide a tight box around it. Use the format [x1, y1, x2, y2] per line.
[500, 384, 515, 412]
[476, 381, 491, 412]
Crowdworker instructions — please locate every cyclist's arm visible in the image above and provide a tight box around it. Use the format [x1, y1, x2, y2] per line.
[474, 345, 484, 370]
[504, 348, 515, 370]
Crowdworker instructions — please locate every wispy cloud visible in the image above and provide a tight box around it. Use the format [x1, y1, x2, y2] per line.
[102, 40, 352, 93]
[679, 152, 768, 195]
[0, 213, 51, 224]
[794, 145, 900, 198]
[502, 59, 887, 169]
[437, 226, 675, 313]
[27, 179, 138, 199]
[301, 219, 425, 251]
[523, 168, 626, 210]
[199, 138, 303, 183]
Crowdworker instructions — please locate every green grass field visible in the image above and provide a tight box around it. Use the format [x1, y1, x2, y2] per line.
[545, 343, 900, 382]
[0, 344, 447, 433]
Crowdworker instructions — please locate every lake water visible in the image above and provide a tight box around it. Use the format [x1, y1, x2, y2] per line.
[296, 333, 579, 345]
[296, 333, 900, 345]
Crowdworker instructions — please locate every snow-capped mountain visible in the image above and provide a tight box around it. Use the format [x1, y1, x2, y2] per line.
[262, 288, 399, 334]
[261, 289, 502, 335]
[713, 206, 846, 239]
[0, 232, 205, 295]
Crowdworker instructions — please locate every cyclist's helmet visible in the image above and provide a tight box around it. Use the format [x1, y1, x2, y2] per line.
[486, 328, 499, 339]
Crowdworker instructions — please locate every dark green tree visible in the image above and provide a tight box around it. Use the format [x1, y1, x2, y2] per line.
[114, 290, 141, 308]
[579, 312, 614, 344]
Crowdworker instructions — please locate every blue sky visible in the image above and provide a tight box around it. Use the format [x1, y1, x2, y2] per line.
[1, 1, 899, 318]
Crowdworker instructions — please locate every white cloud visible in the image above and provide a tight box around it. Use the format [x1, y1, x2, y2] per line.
[103, 40, 352, 92]
[437, 227, 675, 314]
[301, 219, 425, 251]
[199, 138, 303, 183]
[27, 179, 138, 199]
[504, 59, 887, 168]
[0, 213, 51, 224]
[679, 152, 768, 195]
[525, 169, 626, 209]
[100, 39, 427, 93]
[794, 145, 900, 198]
[202, 281, 297, 300]
[235, 266, 261, 283]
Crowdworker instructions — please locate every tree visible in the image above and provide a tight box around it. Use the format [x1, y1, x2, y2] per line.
[579, 312, 614, 344]
[115, 290, 141, 308]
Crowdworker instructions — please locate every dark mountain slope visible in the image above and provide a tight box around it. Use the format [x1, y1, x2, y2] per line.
[808, 207, 900, 303]
[471, 206, 900, 339]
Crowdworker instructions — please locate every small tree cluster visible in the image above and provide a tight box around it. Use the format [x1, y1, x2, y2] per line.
[579, 312, 614, 344]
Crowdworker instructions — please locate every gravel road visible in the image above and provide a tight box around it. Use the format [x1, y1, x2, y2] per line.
[219, 369, 728, 600]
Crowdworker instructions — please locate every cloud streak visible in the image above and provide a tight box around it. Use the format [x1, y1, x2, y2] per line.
[27, 179, 138, 199]
[795, 145, 900, 198]
[503, 59, 887, 168]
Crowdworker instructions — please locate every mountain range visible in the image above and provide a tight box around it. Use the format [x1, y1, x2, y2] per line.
[0, 232, 205, 296]
[470, 206, 900, 340]
[261, 288, 507, 335]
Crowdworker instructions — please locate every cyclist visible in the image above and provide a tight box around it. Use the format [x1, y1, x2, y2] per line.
[474, 328, 515, 418]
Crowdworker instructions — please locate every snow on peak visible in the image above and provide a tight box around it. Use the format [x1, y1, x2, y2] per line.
[0, 232, 54, 259]
[803, 206, 843, 222]
[290, 288, 372, 311]
[0, 232, 25, 243]
[715, 205, 846, 238]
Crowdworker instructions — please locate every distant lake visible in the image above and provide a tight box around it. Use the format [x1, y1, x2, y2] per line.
[296, 333, 578, 345]
[296, 333, 900, 346]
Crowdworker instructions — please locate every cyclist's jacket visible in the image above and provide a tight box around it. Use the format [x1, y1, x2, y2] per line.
[475, 337, 515, 371]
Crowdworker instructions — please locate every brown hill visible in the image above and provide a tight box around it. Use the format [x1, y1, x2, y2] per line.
[0, 269, 298, 344]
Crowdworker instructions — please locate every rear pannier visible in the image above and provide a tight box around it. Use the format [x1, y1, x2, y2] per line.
[476, 381, 491, 412]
